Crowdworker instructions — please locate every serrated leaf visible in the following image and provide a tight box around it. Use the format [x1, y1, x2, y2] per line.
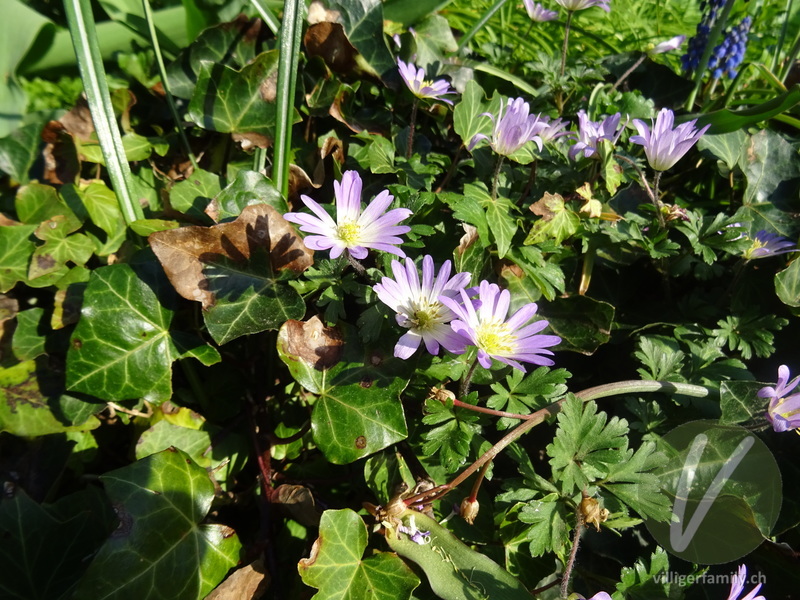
[75, 448, 241, 600]
[188, 51, 279, 138]
[385, 509, 531, 600]
[518, 496, 570, 557]
[278, 318, 410, 464]
[548, 396, 629, 495]
[421, 398, 480, 473]
[525, 192, 580, 246]
[150, 203, 310, 345]
[0, 359, 100, 436]
[66, 262, 215, 403]
[299, 509, 419, 600]
[453, 80, 499, 148]
[0, 224, 36, 292]
[487, 367, 569, 429]
[602, 441, 672, 521]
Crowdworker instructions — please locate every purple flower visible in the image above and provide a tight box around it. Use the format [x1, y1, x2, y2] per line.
[630, 108, 710, 171]
[469, 97, 546, 157]
[397, 59, 456, 105]
[284, 170, 411, 260]
[726, 565, 766, 600]
[440, 281, 561, 372]
[585, 594, 612, 600]
[649, 35, 686, 55]
[523, 0, 558, 21]
[743, 230, 799, 260]
[397, 515, 430, 545]
[554, 0, 610, 11]
[537, 116, 572, 143]
[568, 110, 625, 160]
[374, 255, 472, 359]
[758, 365, 800, 433]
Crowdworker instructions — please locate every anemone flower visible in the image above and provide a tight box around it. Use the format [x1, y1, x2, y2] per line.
[758, 365, 800, 433]
[374, 255, 471, 359]
[725, 565, 766, 600]
[743, 230, 798, 260]
[568, 110, 624, 160]
[284, 170, 411, 259]
[397, 58, 456, 105]
[630, 108, 709, 171]
[440, 280, 561, 372]
[523, 0, 558, 21]
[649, 34, 686, 55]
[468, 97, 546, 157]
[555, 0, 610, 11]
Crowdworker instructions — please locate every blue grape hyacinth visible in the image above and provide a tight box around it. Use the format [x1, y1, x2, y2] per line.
[682, 0, 751, 79]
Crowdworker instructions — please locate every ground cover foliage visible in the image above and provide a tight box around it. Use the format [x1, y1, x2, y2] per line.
[1, 0, 800, 598]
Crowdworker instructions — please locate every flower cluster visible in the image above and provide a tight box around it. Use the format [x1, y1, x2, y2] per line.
[568, 110, 625, 160]
[630, 108, 709, 171]
[397, 58, 456, 104]
[681, 0, 725, 72]
[523, 0, 558, 22]
[759, 365, 800, 432]
[707, 16, 752, 79]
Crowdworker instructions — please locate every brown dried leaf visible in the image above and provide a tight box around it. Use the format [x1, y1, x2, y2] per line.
[304, 22, 358, 74]
[0, 295, 19, 362]
[456, 224, 479, 255]
[530, 192, 566, 221]
[274, 484, 321, 527]
[148, 204, 313, 309]
[232, 132, 271, 151]
[206, 558, 270, 600]
[41, 121, 81, 185]
[281, 316, 343, 370]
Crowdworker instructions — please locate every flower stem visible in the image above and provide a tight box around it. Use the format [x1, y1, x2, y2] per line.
[468, 459, 493, 502]
[614, 154, 665, 228]
[459, 357, 480, 398]
[452, 399, 531, 420]
[560, 507, 585, 598]
[560, 11, 574, 78]
[407, 98, 419, 159]
[346, 253, 367, 277]
[610, 53, 647, 93]
[491, 155, 504, 200]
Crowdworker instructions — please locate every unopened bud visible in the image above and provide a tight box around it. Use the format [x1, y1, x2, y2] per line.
[579, 496, 609, 532]
[460, 497, 480, 525]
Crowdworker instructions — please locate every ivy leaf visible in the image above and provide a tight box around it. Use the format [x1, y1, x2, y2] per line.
[66, 262, 218, 403]
[15, 181, 81, 228]
[738, 129, 800, 206]
[0, 224, 36, 292]
[206, 170, 287, 222]
[421, 396, 481, 473]
[74, 181, 126, 256]
[525, 192, 580, 246]
[547, 396, 629, 495]
[188, 51, 279, 139]
[299, 509, 419, 600]
[277, 317, 410, 464]
[518, 494, 570, 557]
[169, 168, 220, 221]
[329, 0, 396, 78]
[453, 81, 500, 148]
[28, 215, 95, 281]
[0, 121, 42, 183]
[601, 441, 672, 522]
[719, 380, 768, 425]
[75, 448, 241, 599]
[776, 258, 800, 307]
[538, 295, 613, 355]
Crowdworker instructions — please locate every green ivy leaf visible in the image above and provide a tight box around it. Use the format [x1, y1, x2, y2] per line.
[329, 0, 396, 78]
[299, 509, 419, 600]
[66, 262, 216, 403]
[0, 224, 36, 292]
[547, 396, 629, 495]
[278, 318, 410, 464]
[719, 380, 768, 425]
[75, 448, 241, 599]
[169, 168, 221, 220]
[0, 359, 101, 436]
[208, 170, 287, 222]
[697, 130, 748, 171]
[74, 181, 126, 256]
[385, 509, 531, 600]
[0, 121, 42, 183]
[188, 51, 279, 138]
[776, 258, 800, 307]
[738, 129, 800, 206]
[11, 306, 46, 360]
[15, 181, 81, 228]
[28, 215, 95, 280]
[538, 295, 613, 355]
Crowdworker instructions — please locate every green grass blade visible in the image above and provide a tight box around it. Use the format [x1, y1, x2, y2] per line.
[455, 0, 512, 53]
[273, 0, 304, 198]
[250, 0, 281, 35]
[64, 0, 144, 225]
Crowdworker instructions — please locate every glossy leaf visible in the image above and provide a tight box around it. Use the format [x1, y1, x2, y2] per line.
[386, 509, 532, 600]
[28, 216, 95, 281]
[0, 224, 36, 292]
[539, 295, 613, 355]
[169, 168, 221, 220]
[329, 0, 395, 78]
[0, 121, 42, 183]
[278, 317, 410, 464]
[206, 170, 287, 221]
[738, 129, 800, 206]
[691, 84, 800, 134]
[720, 380, 768, 425]
[188, 51, 279, 138]
[11, 306, 46, 360]
[75, 448, 241, 599]
[66, 262, 216, 403]
[697, 130, 747, 171]
[299, 509, 419, 600]
[776, 258, 800, 307]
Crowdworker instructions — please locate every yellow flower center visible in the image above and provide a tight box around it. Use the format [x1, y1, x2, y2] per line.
[407, 297, 445, 331]
[337, 221, 361, 246]
[475, 321, 515, 355]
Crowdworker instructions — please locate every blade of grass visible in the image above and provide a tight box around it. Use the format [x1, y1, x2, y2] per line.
[142, 0, 198, 171]
[454, 0, 512, 54]
[64, 0, 144, 225]
[249, 0, 281, 35]
[273, 0, 304, 198]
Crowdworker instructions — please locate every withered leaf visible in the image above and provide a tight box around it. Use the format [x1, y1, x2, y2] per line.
[274, 484, 320, 527]
[206, 558, 270, 600]
[530, 192, 566, 221]
[304, 22, 358, 74]
[280, 316, 344, 371]
[149, 204, 312, 310]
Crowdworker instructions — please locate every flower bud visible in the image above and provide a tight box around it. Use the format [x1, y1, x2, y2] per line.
[460, 497, 480, 525]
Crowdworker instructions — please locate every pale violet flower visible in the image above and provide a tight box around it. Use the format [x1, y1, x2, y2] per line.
[523, 0, 558, 21]
[649, 34, 686, 55]
[397, 58, 456, 105]
[537, 116, 572, 143]
[568, 110, 625, 160]
[284, 170, 411, 259]
[630, 108, 710, 171]
[725, 565, 766, 600]
[758, 365, 800, 433]
[374, 256, 471, 359]
[743, 230, 798, 260]
[397, 515, 430, 545]
[469, 97, 546, 157]
[440, 281, 561, 372]
[555, 0, 610, 11]
[585, 594, 612, 600]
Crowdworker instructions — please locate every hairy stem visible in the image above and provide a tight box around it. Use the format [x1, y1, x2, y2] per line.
[407, 98, 419, 159]
[459, 357, 480, 398]
[560, 508, 585, 598]
[491, 155, 504, 200]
